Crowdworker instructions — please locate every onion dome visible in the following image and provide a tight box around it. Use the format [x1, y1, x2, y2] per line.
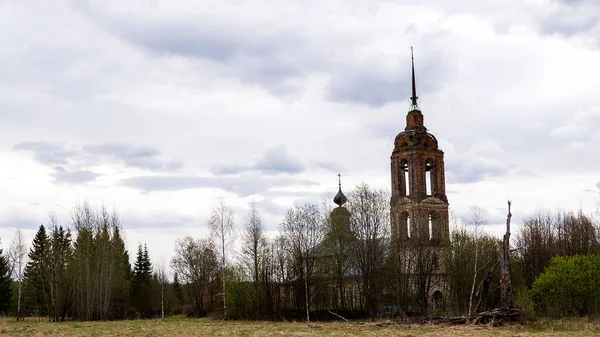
[333, 174, 348, 207]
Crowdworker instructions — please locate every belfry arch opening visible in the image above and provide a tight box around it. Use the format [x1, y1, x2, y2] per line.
[428, 214, 433, 240]
[399, 211, 410, 239]
[425, 160, 433, 196]
[429, 212, 441, 244]
[402, 161, 410, 196]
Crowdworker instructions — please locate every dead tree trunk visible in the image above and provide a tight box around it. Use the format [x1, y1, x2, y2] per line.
[499, 200, 512, 309]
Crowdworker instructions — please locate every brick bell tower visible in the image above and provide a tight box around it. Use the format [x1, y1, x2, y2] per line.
[390, 48, 449, 246]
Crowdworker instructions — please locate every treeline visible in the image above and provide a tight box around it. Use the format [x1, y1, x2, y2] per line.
[0, 184, 597, 321]
[512, 208, 600, 317]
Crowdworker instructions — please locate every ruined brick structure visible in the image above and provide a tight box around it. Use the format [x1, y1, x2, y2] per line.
[390, 50, 449, 246]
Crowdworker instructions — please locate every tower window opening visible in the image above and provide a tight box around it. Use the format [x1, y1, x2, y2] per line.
[399, 212, 410, 240]
[425, 160, 433, 196]
[428, 214, 433, 241]
[403, 163, 410, 196]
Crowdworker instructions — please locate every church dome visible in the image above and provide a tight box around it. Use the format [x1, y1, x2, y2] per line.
[333, 188, 347, 206]
[394, 128, 439, 151]
[333, 174, 348, 207]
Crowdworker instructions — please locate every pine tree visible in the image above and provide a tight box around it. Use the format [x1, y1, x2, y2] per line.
[173, 272, 183, 306]
[131, 243, 153, 318]
[0, 242, 12, 314]
[110, 224, 131, 319]
[23, 225, 51, 319]
[48, 224, 74, 322]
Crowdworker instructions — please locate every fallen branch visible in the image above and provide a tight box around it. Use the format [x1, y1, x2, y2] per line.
[328, 311, 354, 323]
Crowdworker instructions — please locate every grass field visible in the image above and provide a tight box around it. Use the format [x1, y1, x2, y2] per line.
[0, 316, 599, 336]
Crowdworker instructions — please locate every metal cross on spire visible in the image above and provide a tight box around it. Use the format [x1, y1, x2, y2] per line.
[410, 46, 419, 110]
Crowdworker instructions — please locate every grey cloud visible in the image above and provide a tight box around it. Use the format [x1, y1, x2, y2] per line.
[254, 199, 289, 217]
[211, 146, 304, 176]
[255, 146, 304, 174]
[123, 213, 199, 229]
[77, 7, 307, 95]
[535, 0, 600, 38]
[0, 217, 42, 230]
[82, 143, 183, 171]
[120, 174, 317, 197]
[14, 141, 78, 165]
[313, 161, 346, 173]
[16, 141, 180, 173]
[445, 161, 506, 184]
[326, 53, 447, 107]
[52, 165, 99, 184]
[327, 72, 409, 108]
[73, 3, 453, 107]
[596, 181, 600, 190]
[538, 14, 598, 37]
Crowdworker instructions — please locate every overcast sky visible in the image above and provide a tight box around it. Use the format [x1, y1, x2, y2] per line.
[1, 0, 599, 266]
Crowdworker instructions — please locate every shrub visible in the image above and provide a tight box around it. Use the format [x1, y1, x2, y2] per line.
[531, 254, 600, 317]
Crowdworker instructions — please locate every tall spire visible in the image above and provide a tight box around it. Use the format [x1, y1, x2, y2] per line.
[410, 46, 418, 110]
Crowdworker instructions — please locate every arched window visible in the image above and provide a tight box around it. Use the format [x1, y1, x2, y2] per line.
[407, 214, 411, 239]
[429, 212, 440, 244]
[399, 211, 410, 239]
[428, 214, 433, 240]
[402, 161, 410, 196]
[425, 160, 433, 196]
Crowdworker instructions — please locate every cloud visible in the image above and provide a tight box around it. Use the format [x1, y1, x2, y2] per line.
[254, 199, 289, 217]
[15, 141, 180, 172]
[52, 165, 100, 184]
[534, 0, 600, 40]
[13, 141, 78, 165]
[72, 3, 309, 95]
[313, 161, 346, 173]
[211, 146, 304, 176]
[82, 143, 183, 171]
[72, 1, 454, 107]
[0, 217, 41, 230]
[120, 173, 318, 197]
[326, 53, 448, 107]
[443, 140, 510, 184]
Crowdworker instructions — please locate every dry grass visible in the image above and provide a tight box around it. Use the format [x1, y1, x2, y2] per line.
[0, 316, 598, 336]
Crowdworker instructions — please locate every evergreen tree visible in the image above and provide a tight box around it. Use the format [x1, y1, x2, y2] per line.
[110, 224, 131, 319]
[23, 225, 51, 319]
[173, 272, 183, 306]
[131, 243, 153, 317]
[48, 224, 74, 322]
[0, 242, 12, 314]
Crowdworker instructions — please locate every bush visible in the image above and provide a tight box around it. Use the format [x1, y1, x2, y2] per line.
[531, 254, 600, 317]
[513, 286, 535, 322]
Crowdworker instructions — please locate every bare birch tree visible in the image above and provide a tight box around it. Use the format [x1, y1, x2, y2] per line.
[156, 258, 168, 319]
[208, 197, 235, 319]
[463, 206, 487, 315]
[9, 229, 27, 321]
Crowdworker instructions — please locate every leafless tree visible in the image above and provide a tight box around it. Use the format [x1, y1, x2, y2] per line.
[346, 183, 390, 319]
[462, 206, 488, 315]
[156, 258, 168, 319]
[9, 229, 28, 321]
[208, 197, 236, 319]
[242, 201, 267, 318]
[279, 203, 324, 322]
[171, 236, 219, 317]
